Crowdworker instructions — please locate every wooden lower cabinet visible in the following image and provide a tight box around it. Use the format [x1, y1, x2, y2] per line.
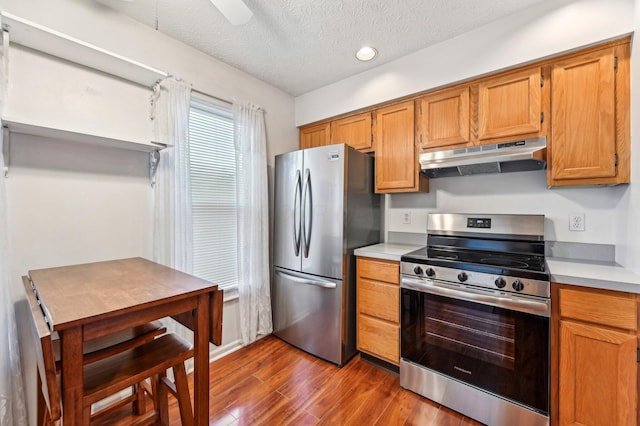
[553, 283, 638, 426]
[356, 257, 400, 365]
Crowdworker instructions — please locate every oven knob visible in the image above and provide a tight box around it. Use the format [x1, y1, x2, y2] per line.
[413, 266, 423, 275]
[425, 268, 436, 277]
[457, 272, 468, 282]
[495, 277, 507, 288]
[512, 279, 525, 292]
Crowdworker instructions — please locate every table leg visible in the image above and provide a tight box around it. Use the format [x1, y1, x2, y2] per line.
[60, 326, 84, 425]
[193, 293, 211, 425]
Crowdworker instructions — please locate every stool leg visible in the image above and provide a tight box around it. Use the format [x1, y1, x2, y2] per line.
[156, 371, 169, 426]
[173, 362, 194, 426]
[132, 381, 147, 416]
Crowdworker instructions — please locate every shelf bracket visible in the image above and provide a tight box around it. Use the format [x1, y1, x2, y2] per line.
[149, 150, 160, 187]
[2, 125, 9, 177]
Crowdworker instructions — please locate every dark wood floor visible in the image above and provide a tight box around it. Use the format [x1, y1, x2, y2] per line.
[95, 335, 483, 425]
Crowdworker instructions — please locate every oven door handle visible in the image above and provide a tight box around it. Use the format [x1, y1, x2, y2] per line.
[401, 277, 550, 317]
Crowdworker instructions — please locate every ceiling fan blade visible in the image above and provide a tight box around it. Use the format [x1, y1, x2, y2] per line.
[209, 0, 253, 25]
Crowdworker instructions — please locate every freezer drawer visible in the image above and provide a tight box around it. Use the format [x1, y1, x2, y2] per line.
[272, 267, 345, 365]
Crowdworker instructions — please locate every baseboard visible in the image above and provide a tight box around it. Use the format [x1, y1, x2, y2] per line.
[209, 338, 243, 362]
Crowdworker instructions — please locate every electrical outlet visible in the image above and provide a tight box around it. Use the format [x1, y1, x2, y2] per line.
[402, 211, 411, 224]
[569, 213, 585, 231]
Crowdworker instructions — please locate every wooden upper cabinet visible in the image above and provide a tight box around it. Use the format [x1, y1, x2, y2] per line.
[549, 43, 630, 186]
[416, 85, 470, 150]
[477, 67, 542, 141]
[330, 112, 373, 152]
[374, 101, 428, 193]
[299, 122, 330, 149]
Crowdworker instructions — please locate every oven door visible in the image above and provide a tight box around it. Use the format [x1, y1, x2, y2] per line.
[401, 276, 550, 415]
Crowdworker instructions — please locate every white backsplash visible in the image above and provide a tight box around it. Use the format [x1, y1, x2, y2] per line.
[385, 170, 628, 245]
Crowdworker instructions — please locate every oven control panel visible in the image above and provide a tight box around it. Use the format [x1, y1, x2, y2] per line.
[400, 261, 550, 299]
[467, 217, 492, 228]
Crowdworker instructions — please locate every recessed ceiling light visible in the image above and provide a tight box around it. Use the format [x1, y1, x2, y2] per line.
[356, 46, 377, 61]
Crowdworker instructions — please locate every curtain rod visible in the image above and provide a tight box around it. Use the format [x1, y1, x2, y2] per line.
[192, 88, 232, 106]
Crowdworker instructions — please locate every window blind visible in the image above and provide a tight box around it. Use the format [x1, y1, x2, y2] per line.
[189, 98, 237, 289]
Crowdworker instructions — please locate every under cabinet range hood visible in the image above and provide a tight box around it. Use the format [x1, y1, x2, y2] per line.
[420, 136, 547, 178]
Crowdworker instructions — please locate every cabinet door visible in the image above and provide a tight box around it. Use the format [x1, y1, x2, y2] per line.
[550, 48, 617, 182]
[331, 112, 373, 151]
[559, 320, 636, 426]
[299, 122, 330, 149]
[478, 67, 542, 141]
[375, 101, 426, 193]
[416, 85, 470, 149]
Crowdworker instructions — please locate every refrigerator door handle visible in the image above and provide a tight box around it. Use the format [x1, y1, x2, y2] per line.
[275, 269, 337, 289]
[302, 168, 312, 258]
[293, 169, 302, 256]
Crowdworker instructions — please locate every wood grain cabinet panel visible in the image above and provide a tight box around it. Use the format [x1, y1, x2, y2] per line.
[478, 67, 542, 141]
[416, 85, 470, 150]
[549, 44, 630, 186]
[553, 283, 638, 426]
[356, 257, 400, 366]
[299, 122, 330, 149]
[330, 112, 373, 152]
[357, 315, 399, 366]
[559, 320, 636, 426]
[374, 101, 428, 193]
[559, 286, 637, 330]
[358, 278, 399, 323]
[357, 258, 399, 284]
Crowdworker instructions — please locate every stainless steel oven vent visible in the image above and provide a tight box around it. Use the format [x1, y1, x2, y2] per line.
[420, 137, 547, 178]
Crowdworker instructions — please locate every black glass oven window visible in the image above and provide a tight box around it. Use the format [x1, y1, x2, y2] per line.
[401, 289, 549, 415]
[425, 296, 516, 370]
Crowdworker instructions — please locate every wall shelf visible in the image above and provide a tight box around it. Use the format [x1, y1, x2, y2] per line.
[1, 12, 168, 87]
[2, 117, 165, 153]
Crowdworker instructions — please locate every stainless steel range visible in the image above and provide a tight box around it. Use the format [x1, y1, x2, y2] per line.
[400, 213, 550, 426]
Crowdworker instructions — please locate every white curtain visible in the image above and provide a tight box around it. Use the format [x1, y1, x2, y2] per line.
[234, 101, 272, 345]
[0, 138, 28, 426]
[152, 77, 195, 369]
[0, 28, 27, 426]
[153, 77, 193, 273]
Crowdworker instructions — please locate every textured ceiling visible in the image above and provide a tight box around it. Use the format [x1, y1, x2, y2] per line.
[95, 0, 548, 96]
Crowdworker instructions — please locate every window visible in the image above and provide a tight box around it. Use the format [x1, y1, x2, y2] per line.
[188, 97, 237, 289]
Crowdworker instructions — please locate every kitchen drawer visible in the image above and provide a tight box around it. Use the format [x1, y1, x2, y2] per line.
[357, 314, 399, 365]
[558, 286, 637, 331]
[357, 257, 399, 284]
[358, 278, 399, 323]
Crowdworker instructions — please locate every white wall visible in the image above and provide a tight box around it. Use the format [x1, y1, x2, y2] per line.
[294, 0, 638, 272]
[0, 0, 297, 424]
[615, 0, 640, 274]
[385, 171, 627, 244]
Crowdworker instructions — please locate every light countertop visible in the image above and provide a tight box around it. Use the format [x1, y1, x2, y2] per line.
[354, 243, 422, 262]
[547, 257, 640, 293]
[355, 243, 640, 294]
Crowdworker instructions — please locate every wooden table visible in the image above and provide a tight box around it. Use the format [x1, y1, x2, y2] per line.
[28, 257, 223, 426]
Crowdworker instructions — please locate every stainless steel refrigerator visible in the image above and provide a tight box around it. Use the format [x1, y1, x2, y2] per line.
[272, 143, 380, 366]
